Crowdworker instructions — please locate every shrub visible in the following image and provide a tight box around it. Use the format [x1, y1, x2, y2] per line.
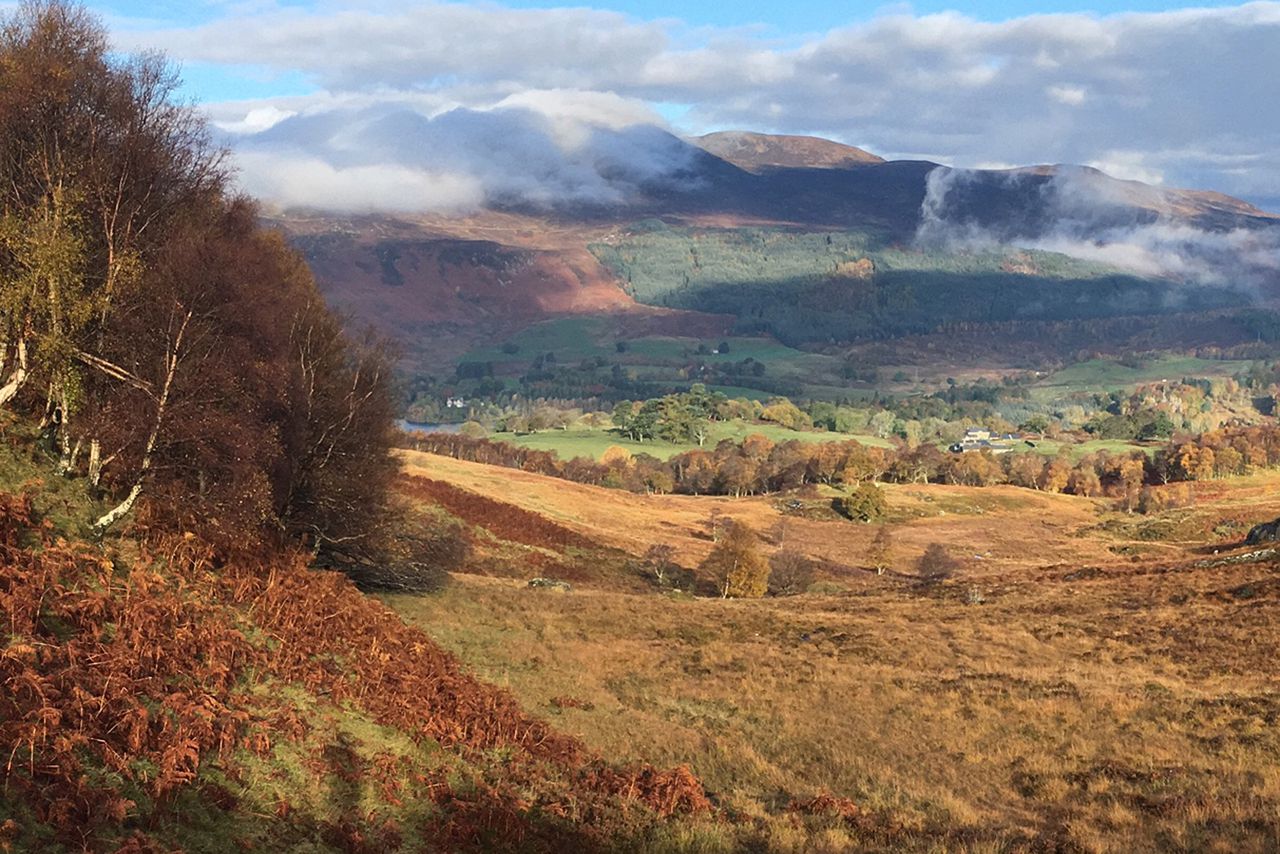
[835, 483, 887, 522]
[768, 549, 817, 596]
[916, 543, 959, 585]
[643, 543, 678, 587]
[699, 519, 769, 598]
[866, 525, 893, 575]
[339, 507, 469, 593]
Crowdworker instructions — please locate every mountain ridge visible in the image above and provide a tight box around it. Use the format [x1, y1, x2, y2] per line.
[265, 130, 1280, 374]
[693, 130, 885, 172]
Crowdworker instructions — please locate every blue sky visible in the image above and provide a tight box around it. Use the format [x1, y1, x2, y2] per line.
[86, 0, 1280, 212]
[93, 0, 1252, 102]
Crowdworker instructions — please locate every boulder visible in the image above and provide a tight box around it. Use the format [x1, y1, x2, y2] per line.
[528, 577, 572, 592]
[1245, 518, 1280, 546]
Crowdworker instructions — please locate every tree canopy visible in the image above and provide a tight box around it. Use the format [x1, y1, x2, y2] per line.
[0, 1, 397, 564]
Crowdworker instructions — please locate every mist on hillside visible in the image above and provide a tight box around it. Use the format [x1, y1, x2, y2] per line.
[228, 103, 701, 213]
[916, 165, 1280, 289]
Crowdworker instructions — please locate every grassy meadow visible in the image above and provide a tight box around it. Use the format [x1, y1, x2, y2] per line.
[500, 421, 894, 461]
[1028, 356, 1254, 400]
[494, 425, 1153, 463]
[460, 315, 851, 397]
[388, 453, 1280, 851]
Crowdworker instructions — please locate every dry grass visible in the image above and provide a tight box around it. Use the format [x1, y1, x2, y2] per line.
[400, 450, 1280, 584]
[388, 453, 1280, 850]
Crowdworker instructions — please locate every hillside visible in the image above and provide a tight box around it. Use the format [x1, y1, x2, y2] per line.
[0, 9, 715, 850]
[694, 131, 885, 172]
[268, 212, 735, 370]
[387, 449, 1280, 851]
[0, 445, 716, 853]
[398, 449, 1131, 577]
[10, 3, 1280, 852]
[269, 132, 1280, 381]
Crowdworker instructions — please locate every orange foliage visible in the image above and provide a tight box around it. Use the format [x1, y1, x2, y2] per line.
[0, 494, 259, 845]
[399, 475, 595, 551]
[0, 491, 710, 850]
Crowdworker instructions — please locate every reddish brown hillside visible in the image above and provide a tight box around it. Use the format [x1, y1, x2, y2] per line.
[0, 490, 712, 851]
[267, 213, 732, 368]
[695, 130, 884, 172]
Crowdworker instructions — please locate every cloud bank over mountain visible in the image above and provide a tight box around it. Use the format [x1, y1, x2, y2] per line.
[109, 1, 1280, 214]
[227, 95, 699, 213]
[917, 166, 1280, 287]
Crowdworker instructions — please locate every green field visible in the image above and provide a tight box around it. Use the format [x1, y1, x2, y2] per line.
[1030, 356, 1252, 399]
[458, 315, 851, 400]
[495, 424, 1155, 463]
[1010, 437, 1158, 459]
[498, 422, 893, 461]
[463, 316, 843, 384]
[464, 316, 616, 364]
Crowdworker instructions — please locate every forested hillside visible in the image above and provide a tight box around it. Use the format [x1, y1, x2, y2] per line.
[589, 223, 1250, 346]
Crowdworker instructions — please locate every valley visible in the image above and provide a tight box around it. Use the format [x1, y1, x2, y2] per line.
[385, 450, 1280, 851]
[4, 1, 1280, 849]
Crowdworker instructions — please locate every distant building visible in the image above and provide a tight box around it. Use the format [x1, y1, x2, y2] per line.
[445, 396, 467, 409]
[949, 427, 1016, 455]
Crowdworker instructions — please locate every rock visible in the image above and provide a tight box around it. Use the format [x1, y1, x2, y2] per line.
[1245, 518, 1280, 546]
[527, 577, 572, 592]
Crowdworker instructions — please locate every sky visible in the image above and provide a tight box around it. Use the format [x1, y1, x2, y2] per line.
[80, 0, 1280, 214]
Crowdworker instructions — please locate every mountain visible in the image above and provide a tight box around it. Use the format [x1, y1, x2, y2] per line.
[266, 131, 1280, 378]
[693, 130, 885, 172]
[918, 163, 1279, 239]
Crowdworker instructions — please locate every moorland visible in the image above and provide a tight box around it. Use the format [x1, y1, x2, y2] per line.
[4, 1, 1280, 852]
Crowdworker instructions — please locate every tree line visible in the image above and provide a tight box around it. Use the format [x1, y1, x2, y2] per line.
[0, 2, 397, 564]
[405, 423, 1280, 511]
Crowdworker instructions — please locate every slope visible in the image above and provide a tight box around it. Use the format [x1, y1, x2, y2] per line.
[277, 132, 1280, 380]
[396, 448, 1204, 584]
[0, 442, 716, 853]
[388, 451, 1280, 851]
[694, 131, 885, 172]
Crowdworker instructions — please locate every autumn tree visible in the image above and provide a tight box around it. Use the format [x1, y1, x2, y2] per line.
[835, 482, 886, 522]
[916, 543, 959, 586]
[0, 2, 400, 564]
[1006, 452, 1047, 490]
[768, 549, 816, 596]
[699, 519, 768, 598]
[643, 543, 678, 587]
[867, 525, 893, 575]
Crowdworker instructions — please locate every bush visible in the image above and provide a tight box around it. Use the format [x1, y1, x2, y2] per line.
[643, 543, 694, 591]
[768, 550, 817, 596]
[700, 519, 769, 598]
[835, 483, 887, 522]
[916, 543, 959, 585]
[866, 525, 893, 575]
[341, 509, 469, 592]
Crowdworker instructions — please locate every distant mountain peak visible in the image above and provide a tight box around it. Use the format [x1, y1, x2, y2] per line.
[694, 130, 884, 173]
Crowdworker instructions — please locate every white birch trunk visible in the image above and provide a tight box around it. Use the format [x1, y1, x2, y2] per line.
[0, 338, 29, 408]
[93, 310, 190, 534]
[88, 438, 102, 487]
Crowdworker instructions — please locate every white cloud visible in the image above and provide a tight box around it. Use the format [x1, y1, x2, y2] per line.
[235, 152, 484, 213]
[916, 165, 1280, 288]
[214, 105, 296, 134]
[1047, 85, 1086, 106]
[1084, 151, 1164, 185]
[225, 98, 700, 212]
[104, 1, 1280, 211]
